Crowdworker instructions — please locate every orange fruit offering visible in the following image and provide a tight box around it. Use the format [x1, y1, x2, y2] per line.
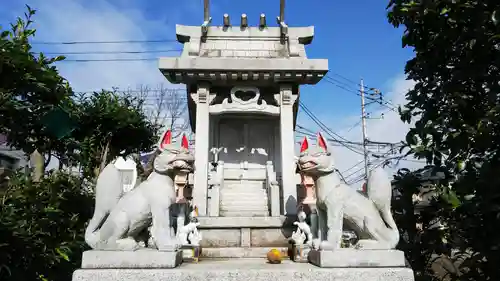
[266, 248, 282, 264]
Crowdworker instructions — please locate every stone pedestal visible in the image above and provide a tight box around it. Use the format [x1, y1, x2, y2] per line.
[308, 249, 407, 268]
[73, 258, 415, 281]
[79, 250, 183, 269]
[289, 244, 312, 263]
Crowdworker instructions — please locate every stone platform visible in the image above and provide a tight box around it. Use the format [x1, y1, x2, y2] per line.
[197, 216, 293, 250]
[80, 250, 183, 269]
[185, 247, 289, 258]
[73, 258, 415, 281]
[308, 249, 407, 268]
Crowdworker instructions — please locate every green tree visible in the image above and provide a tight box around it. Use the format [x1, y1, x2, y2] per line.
[69, 90, 160, 179]
[1, 6, 160, 180]
[392, 167, 460, 281]
[0, 6, 73, 162]
[387, 0, 500, 279]
[0, 6, 161, 281]
[0, 171, 94, 281]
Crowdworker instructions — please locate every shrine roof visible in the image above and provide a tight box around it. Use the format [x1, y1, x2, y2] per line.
[158, 22, 328, 85]
[175, 25, 315, 59]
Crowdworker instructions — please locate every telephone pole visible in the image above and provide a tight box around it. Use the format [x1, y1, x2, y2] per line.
[360, 79, 369, 180]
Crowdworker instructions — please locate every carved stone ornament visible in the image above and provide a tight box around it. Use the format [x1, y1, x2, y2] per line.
[209, 86, 279, 114]
[274, 86, 297, 106]
[190, 85, 215, 105]
[230, 86, 260, 105]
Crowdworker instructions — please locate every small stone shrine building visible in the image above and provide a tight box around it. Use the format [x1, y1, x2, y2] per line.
[159, 0, 328, 254]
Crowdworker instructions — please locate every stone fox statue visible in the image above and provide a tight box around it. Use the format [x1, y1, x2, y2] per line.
[85, 130, 194, 251]
[297, 133, 399, 250]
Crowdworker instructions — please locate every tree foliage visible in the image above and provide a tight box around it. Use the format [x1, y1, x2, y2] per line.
[387, 0, 500, 279]
[0, 171, 94, 281]
[0, 6, 73, 156]
[70, 90, 160, 179]
[392, 167, 461, 281]
[0, 6, 160, 178]
[0, 6, 162, 281]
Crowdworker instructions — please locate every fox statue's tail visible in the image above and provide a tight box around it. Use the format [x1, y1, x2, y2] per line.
[84, 163, 124, 249]
[366, 167, 400, 248]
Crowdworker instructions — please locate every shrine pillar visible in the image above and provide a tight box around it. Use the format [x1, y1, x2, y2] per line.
[191, 83, 212, 216]
[279, 84, 298, 216]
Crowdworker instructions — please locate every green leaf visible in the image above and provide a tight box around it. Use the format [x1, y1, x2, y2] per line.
[440, 8, 449, 15]
[55, 247, 70, 261]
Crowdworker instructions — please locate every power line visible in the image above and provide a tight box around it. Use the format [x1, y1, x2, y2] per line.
[59, 58, 159, 62]
[295, 129, 363, 147]
[360, 78, 370, 181]
[31, 39, 178, 45]
[37, 49, 182, 55]
[73, 88, 186, 94]
[298, 102, 365, 156]
[30, 39, 404, 113]
[322, 75, 399, 113]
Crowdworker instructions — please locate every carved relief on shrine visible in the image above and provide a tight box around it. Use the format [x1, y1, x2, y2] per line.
[209, 86, 280, 115]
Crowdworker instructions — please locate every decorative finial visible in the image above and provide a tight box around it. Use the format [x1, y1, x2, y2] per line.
[259, 13, 267, 28]
[277, 0, 288, 38]
[202, 0, 212, 35]
[223, 13, 231, 27]
[241, 14, 248, 28]
[279, 0, 285, 23]
[204, 0, 210, 22]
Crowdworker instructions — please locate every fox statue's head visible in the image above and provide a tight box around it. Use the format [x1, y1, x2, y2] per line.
[297, 132, 336, 177]
[153, 130, 195, 175]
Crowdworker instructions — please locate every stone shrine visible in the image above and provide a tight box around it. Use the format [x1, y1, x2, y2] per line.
[72, 1, 415, 280]
[154, 0, 329, 258]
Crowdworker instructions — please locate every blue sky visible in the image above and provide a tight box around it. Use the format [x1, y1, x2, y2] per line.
[0, 0, 421, 183]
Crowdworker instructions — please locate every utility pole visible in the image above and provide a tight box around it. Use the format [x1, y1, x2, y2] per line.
[360, 79, 369, 180]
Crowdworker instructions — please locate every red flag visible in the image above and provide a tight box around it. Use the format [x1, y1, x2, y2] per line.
[317, 132, 327, 151]
[300, 136, 309, 153]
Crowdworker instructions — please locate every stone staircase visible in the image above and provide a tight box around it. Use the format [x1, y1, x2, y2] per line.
[219, 181, 269, 217]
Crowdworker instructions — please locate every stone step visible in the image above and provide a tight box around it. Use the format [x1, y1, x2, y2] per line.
[219, 208, 268, 212]
[220, 192, 268, 197]
[220, 193, 268, 199]
[220, 190, 268, 195]
[184, 247, 289, 259]
[220, 211, 269, 217]
[219, 200, 268, 206]
[220, 204, 268, 210]
[197, 216, 285, 228]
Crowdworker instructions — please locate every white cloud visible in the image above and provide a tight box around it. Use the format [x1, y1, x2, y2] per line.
[25, 0, 187, 169]
[29, 0, 180, 91]
[296, 75, 424, 188]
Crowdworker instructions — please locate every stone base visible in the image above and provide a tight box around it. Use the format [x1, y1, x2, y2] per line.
[81, 250, 183, 269]
[73, 258, 415, 281]
[188, 247, 288, 258]
[308, 249, 407, 268]
[289, 244, 312, 263]
[196, 216, 293, 251]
